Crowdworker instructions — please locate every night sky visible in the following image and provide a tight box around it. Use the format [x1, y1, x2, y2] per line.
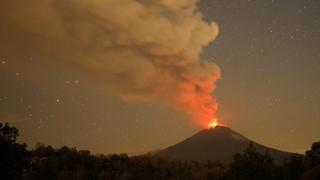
[1, 0, 319, 155]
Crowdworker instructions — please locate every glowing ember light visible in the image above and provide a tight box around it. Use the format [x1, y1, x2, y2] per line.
[208, 120, 218, 128]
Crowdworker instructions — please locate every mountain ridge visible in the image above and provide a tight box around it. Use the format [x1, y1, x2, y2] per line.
[155, 126, 300, 163]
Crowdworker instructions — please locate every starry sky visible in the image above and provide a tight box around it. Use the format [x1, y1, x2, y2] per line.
[1, 0, 320, 154]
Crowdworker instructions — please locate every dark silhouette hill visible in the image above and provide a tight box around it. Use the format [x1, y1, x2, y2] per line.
[155, 125, 299, 163]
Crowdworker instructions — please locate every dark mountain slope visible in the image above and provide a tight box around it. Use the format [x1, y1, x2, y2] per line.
[156, 126, 299, 163]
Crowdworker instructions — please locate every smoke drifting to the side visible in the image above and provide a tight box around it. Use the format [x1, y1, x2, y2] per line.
[0, 0, 220, 126]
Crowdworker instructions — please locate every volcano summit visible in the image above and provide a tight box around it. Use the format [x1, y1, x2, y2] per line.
[156, 126, 298, 163]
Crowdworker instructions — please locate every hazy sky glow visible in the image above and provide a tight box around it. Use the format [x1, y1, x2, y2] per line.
[1, 0, 320, 154]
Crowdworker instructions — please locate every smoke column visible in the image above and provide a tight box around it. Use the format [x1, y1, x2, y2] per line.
[0, 0, 221, 126]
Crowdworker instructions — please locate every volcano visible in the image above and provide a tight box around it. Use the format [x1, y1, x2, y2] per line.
[155, 126, 298, 163]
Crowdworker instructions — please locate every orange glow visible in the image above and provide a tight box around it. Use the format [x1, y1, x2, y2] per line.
[208, 119, 218, 128]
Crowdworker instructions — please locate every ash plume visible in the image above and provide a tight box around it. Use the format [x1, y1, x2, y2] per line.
[0, 0, 221, 126]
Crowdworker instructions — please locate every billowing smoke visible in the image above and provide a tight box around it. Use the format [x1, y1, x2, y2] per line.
[0, 0, 220, 126]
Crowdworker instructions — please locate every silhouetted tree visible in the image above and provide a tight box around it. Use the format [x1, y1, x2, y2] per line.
[227, 143, 277, 180]
[302, 140, 320, 180]
[0, 122, 28, 180]
[282, 155, 304, 180]
[306, 141, 320, 168]
[4, 122, 320, 180]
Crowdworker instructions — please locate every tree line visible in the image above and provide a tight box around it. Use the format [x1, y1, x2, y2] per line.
[1, 122, 319, 180]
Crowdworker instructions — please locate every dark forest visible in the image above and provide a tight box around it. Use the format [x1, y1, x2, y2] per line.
[1, 122, 320, 180]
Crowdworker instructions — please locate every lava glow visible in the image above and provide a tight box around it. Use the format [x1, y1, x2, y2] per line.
[208, 120, 218, 128]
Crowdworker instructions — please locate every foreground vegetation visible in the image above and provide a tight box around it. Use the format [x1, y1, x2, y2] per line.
[1, 122, 319, 180]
